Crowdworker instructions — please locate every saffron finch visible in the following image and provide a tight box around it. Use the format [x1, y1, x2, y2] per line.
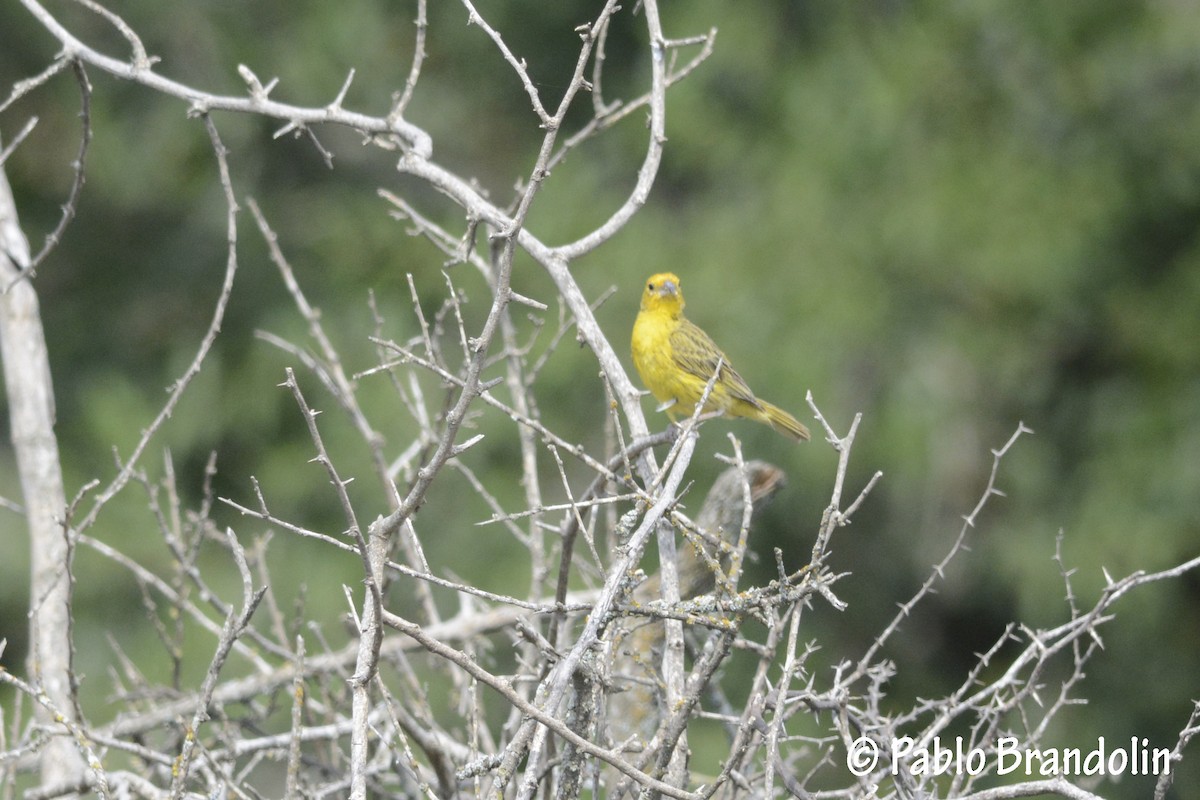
[631, 272, 810, 442]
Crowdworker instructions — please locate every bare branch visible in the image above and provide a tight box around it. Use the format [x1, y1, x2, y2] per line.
[73, 113, 240, 535]
[15, 0, 432, 156]
[0, 115, 85, 787]
[3, 4, 1193, 799]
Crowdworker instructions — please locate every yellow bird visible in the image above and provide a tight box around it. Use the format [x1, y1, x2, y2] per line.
[631, 272, 810, 442]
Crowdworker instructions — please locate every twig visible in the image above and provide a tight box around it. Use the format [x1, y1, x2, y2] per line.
[169, 528, 266, 796]
[383, 610, 698, 800]
[1155, 700, 1200, 800]
[0, 58, 72, 114]
[248, 197, 398, 507]
[389, 0, 428, 118]
[460, 0, 552, 124]
[15, 0, 432, 156]
[850, 423, 1030, 685]
[957, 778, 1103, 800]
[72, 113, 240, 535]
[0, 117, 38, 170]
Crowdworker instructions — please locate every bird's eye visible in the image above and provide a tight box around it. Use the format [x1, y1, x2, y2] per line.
[647, 282, 655, 291]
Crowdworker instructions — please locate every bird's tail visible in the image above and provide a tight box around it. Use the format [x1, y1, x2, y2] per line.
[758, 400, 811, 442]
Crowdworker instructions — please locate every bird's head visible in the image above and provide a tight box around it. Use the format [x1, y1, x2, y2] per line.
[640, 272, 684, 315]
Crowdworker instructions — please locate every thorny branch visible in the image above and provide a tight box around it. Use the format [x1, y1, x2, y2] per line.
[1, 2, 1198, 800]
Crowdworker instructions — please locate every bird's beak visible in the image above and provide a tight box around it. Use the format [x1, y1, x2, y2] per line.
[658, 279, 678, 297]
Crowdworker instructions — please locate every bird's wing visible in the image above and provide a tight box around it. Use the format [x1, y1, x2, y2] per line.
[670, 320, 761, 406]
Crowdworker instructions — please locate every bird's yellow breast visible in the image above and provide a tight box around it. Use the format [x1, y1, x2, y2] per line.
[631, 306, 677, 404]
[632, 305, 718, 414]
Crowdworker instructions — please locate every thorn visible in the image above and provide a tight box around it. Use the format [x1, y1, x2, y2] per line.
[274, 120, 301, 140]
[451, 434, 485, 457]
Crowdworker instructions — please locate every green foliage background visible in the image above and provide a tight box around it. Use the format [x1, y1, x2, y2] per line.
[2, 1, 1198, 796]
